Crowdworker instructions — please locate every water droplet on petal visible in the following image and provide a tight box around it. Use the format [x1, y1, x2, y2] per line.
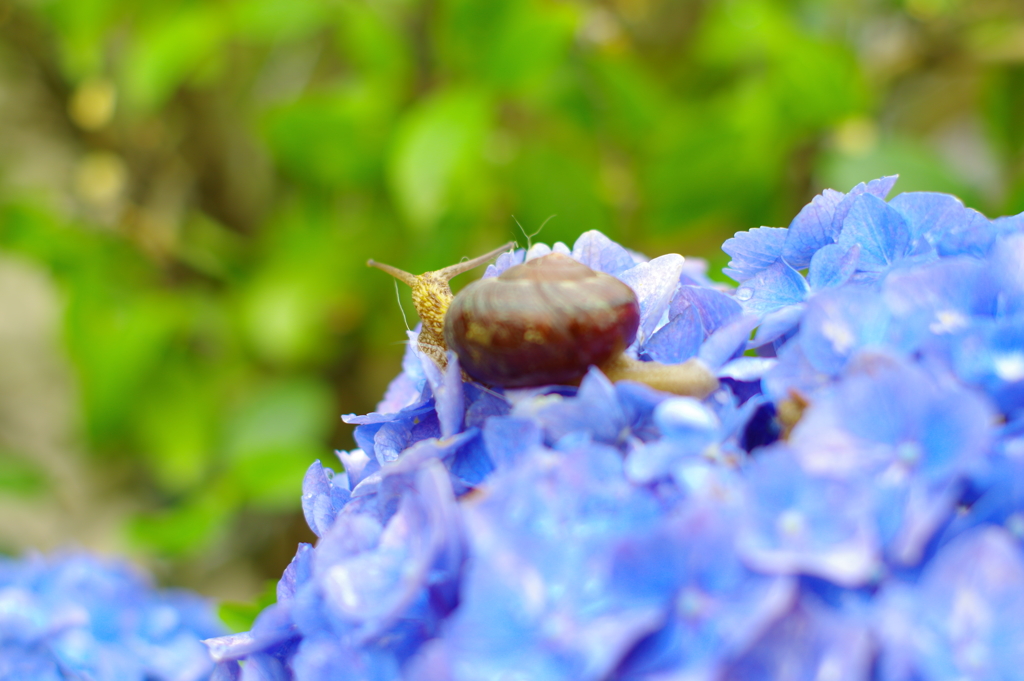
[735, 287, 753, 302]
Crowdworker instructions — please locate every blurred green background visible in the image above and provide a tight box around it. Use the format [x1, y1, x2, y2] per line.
[0, 0, 1022, 603]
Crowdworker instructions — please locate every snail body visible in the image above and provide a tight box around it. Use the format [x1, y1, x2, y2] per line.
[368, 244, 718, 398]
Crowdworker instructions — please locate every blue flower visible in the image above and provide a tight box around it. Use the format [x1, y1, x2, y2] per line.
[0, 552, 223, 681]
[874, 527, 1024, 681]
[736, 446, 881, 586]
[211, 190, 1024, 680]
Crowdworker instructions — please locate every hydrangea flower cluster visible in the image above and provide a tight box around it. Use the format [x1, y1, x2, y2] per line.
[207, 176, 1024, 680]
[0, 552, 224, 681]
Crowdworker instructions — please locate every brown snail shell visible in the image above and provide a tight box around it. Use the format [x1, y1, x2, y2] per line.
[444, 253, 641, 387]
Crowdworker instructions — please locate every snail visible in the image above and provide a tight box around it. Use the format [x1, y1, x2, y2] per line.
[368, 243, 718, 397]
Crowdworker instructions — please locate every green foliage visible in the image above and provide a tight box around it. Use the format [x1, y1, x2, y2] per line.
[0, 451, 48, 498]
[2, 0, 1023, 597]
[219, 579, 279, 633]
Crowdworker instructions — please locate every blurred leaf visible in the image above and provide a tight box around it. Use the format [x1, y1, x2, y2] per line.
[334, 1, 412, 91]
[507, 140, 612, 244]
[644, 104, 782, 233]
[33, 0, 123, 77]
[263, 83, 396, 189]
[230, 445, 322, 509]
[127, 486, 234, 557]
[388, 88, 493, 231]
[819, 136, 982, 209]
[219, 579, 279, 633]
[439, 0, 579, 92]
[135, 361, 218, 494]
[238, 270, 334, 365]
[66, 292, 182, 446]
[588, 56, 672, 148]
[224, 378, 334, 459]
[222, 378, 333, 509]
[177, 213, 247, 281]
[0, 450, 48, 498]
[983, 65, 1024, 160]
[229, 0, 329, 43]
[122, 5, 227, 110]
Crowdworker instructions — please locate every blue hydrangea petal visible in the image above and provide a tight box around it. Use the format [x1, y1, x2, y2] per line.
[621, 254, 686, 345]
[208, 603, 297, 663]
[782, 188, 847, 269]
[311, 462, 460, 643]
[882, 480, 964, 567]
[462, 384, 510, 429]
[791, 352, 995, 481]
[951, 318, 1024, 417]
[807, 243, 860, 290]
[935, 207, 994, 257]
[405, 445, 667, 681]
[446, 431, 495, 487]
[940, 422, 1024, 544]
[655, 397, 721, 440]
[421, 352, 465, 439]
[385, 431, 482, 485]
[874, 526, 1024, 681]
[482, 416, 542, 469]
[613, 498, 797, 679]
[643, 304, 702, 364]
[883, 257, 994, 355]
[210, 661, 241, 681]
[336, 448, 378, 490]
[277, 544, 314, 603]
[524, 242, 553, 260]
[301, 462, 351, 538]
[837, 193, 911, 274]
[737, 448, 881, 586]
[348, 406, 440, 467]
[734, 260, 810, 315]
[572, 230, 637, 277]
[888, 190, 968, 245]
[625, 398, 720, 483]
[699, 314, 760, 370]
[722, 596, 874, 681]
[679, 257, 714, 287]
[781, 176, 898, 269]
[722, 227, 788, 282]
[991, 232, 1024, 318]
[291, 637, 400, 681]
[373, 422, 412, 465]
[513, 368, 626, 445]
[0, 554, 222, 681]
[482, 248, 525, 278]
[238, 653, 289, 681]
[718, 357, 777, 382]
[799, 287, 891, 376]
[375, 370, 422, 415]
[672, 285, 742, 337]
[992, 209, 1024, 234]
[749, 303, 805, 349]
[833, 175, 900, 224]
[613, 381, 674, 443]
